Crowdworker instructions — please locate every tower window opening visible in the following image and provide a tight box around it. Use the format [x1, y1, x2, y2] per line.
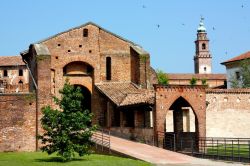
[204, 67, 207, 72]
[202, 43, 206, 50]
[3, 70, 7, 77]
[83, 28, 88, 37]
[19, 69, 23, 76]
[106, 57, 111, 80]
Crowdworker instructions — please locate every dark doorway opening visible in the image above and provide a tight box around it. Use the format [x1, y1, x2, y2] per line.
[73, 85, 91, 112]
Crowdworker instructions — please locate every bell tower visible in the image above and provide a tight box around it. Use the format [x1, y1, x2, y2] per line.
[194, 17, 212, 74]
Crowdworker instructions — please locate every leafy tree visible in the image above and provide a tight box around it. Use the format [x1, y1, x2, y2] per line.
[229, 74, 240, 88]
[201, 78, 207, 85]
[38, 80, 96, 161]
[156, 69, 169, 85]
[190, 77, 197, 86]
[229, 59, 250, 88]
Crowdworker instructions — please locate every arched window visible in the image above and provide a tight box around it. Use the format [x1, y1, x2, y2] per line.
[106, 57, 111, 80]
[18, 80, 23, 84]
[204, 67, 207, 72]
[202, 43, 206, 50]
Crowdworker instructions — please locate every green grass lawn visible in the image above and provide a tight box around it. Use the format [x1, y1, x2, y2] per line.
[207, 144, 250, 158]
[0, 152, 152, 166]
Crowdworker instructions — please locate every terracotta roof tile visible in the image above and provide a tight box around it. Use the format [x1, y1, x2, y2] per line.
[0, 56, 25, 66]
[221, 51, 250, 64]
[167, 73, 226, 80]
[95, 82, 155, 107]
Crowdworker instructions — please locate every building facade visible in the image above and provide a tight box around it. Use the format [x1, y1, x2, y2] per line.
[0, 56, 29, 93]
[221, 51, 250, 88]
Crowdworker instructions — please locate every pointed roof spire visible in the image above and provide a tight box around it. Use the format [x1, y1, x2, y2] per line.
[197, 16, 206, 32]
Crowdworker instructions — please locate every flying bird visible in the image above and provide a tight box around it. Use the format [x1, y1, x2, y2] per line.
[142, 5, 146, 8]
[241, 4, 244, 8]
[212, 27, 215, 30]
[182, 23, 185, 26]
[157, 24, 160, 28]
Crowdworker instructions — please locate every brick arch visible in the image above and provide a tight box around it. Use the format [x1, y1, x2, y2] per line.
[155, 85, 206, 139]
[66, 77, 92, 93]
[169, 95, 200, 119]
[58, 56, 96, 70]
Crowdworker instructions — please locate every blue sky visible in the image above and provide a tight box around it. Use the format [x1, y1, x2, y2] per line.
[0, 0, 249, 73]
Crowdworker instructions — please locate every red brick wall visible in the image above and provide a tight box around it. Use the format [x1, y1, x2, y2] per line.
[154, 85, 206, 138]
[0, 93, 36, 151]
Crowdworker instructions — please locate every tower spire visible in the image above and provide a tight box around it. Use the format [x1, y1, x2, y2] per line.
[197, 16, 206, 33]
[194, 17, 212, 74]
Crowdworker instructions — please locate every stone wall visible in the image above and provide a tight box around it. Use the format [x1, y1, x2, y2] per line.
[0, 93, 36, 152]
[206, 89, 250, 138]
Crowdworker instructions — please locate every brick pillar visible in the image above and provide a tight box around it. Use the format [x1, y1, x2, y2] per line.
[138, 54, 150, 89]
[106, 101, 111, 128]
[120, 110, 124, 127]
[31, 44, 51, 151]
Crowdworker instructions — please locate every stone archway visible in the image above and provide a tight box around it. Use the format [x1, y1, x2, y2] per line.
[154, 85, 206, 147]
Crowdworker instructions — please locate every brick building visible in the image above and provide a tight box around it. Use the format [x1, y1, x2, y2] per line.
[0, 56, 29, 93]
[0, 20, 249, 152]
[19, 22, 158, 148]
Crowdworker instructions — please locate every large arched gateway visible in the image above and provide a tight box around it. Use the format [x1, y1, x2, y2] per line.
[154, 85, 206, 149]
[62, 61, 94, 112]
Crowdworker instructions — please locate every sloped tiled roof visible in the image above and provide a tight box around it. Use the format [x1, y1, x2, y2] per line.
[221, 51, 250, 65]
[95, 82, 155, 107]
[0, 56, 25, 66]
[167, 73, 226, 80]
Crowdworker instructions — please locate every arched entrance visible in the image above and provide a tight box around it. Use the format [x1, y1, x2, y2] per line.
[165, 97, 198, 150]
[73, 85, 91, 112]
[154, 85, 206, 149]
[62, 61, 94, 113]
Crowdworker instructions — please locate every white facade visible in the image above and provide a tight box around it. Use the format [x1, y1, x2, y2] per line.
[225, 64, 241, 88]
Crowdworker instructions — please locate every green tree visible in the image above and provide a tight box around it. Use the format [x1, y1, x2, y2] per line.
[230, 59, 250, 88]
[156, 69, 169, 85]
[190, 77, 197, 86]
[201, 78, 207, 85]
[38, 80, 96, 161]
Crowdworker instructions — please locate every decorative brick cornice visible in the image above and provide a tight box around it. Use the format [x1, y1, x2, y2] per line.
[154, 84, 206, 92]
[206, 88, 250, 94]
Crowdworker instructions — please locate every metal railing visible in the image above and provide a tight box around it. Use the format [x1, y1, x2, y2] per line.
[158, 132, 250, 163]
[91, 129, 111, 153]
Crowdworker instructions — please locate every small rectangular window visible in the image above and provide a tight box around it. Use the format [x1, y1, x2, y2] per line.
[106, 57, 111, 80]
[3, 70, 7, 77]
[235, 71, 240, 80]
[83, 28, 88, 37]
[19, 69, 23, 76]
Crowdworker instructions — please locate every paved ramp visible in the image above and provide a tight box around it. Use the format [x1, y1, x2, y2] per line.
[109, 135, 245, 166]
